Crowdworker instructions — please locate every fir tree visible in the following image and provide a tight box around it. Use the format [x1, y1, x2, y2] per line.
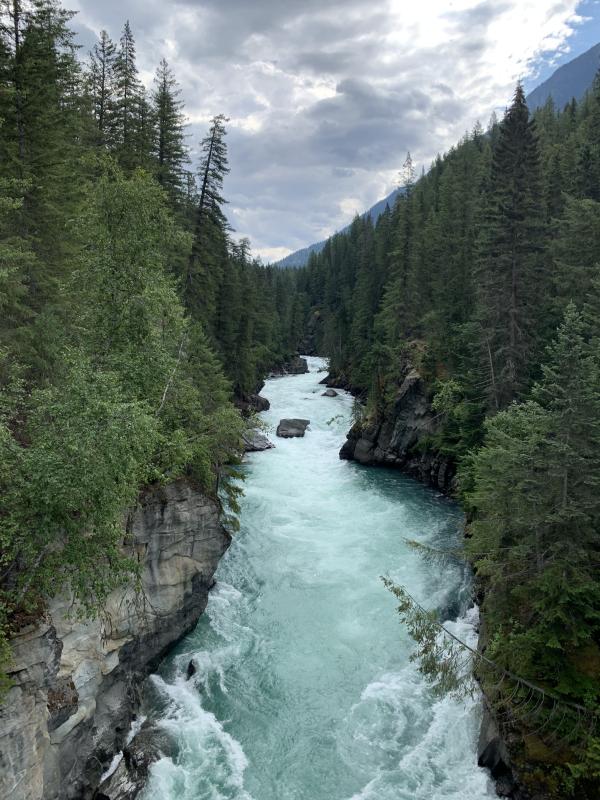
[113, 20, 142, 170]
[87, 29, 116, 142]
[186, 113, 230, 333]
[152, 58, 188, 201]
[475, 84, 546, 409]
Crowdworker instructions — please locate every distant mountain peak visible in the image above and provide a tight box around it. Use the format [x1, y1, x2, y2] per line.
[276, 41, 600, 270]
[527, 41, 599, 111]
[275, 187, 402, 269]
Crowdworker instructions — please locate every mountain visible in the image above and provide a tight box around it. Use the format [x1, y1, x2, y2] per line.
[277, 41, 600, 270]
[276, 187, 402, 268]
[526, 41, 600, 110]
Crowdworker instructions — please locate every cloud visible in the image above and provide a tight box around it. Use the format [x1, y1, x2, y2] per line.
[69, 0, 584, 259]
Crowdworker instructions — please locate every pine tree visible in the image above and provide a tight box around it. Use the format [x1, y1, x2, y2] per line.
[475, 84, 546, 409]
[87, 29, 116, 142]
[467, 304, 600, 685]
[152, 58, 188, 201]
[186, 114, 230, 333]
[113, 20, 142, 170]
[0, 0, 85, 374]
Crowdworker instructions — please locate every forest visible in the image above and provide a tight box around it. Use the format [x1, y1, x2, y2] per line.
[1, 1, 600, 797]
[0, 1, 301, 692]
[296, 80, 600, 795]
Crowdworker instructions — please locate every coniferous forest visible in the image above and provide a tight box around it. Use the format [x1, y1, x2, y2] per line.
[296, 82, 600, 796]
[1, 2, 600, 799]
[0, 3, 299, 688]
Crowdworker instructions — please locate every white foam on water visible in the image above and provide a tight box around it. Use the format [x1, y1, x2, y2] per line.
[143, 675, 254, 800]
[341, 609, 494, 800]
[142, 357, 497, 800]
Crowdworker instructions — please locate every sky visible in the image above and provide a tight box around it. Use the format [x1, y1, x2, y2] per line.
[69, 0, 600, 262]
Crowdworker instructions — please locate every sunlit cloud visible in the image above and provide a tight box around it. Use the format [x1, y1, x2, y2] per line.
[69, 0, 587, 260]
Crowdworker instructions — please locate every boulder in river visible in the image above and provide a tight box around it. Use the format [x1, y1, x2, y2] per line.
[242, 429, 275, 452]
[276, 419, 310, 438]
[96, 720, 176, 799]
[322, 388, 339, 397]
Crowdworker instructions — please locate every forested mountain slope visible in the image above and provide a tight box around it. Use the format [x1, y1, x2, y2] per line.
[276, 187, 402, 268]
[0, 2, 301, 695]
[527, 41, 600, 110]
[294, 81, 600, 798]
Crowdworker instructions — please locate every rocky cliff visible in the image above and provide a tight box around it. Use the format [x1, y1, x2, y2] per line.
[339, 366, 455, 492]
[0, 480, 230, 800]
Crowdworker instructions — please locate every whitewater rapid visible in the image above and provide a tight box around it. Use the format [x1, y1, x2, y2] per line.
[141, 357, 495, 800]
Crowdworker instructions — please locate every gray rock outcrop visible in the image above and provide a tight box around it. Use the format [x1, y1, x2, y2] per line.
[0, 480, 229, 800]
[339, 366, 454, 492]
[270, 356, 309, 376]
[242, 429, 275, 452]
[276, 419, 310, 438]
[234, 382, 270, 415]
[322, 388, 338, 397]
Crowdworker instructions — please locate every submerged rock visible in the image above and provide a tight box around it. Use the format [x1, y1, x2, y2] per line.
[322, 388, 339, 397]
[276, 419, 310, 438]
[242, 429, 275, 452]
[96, 721, 176, 800]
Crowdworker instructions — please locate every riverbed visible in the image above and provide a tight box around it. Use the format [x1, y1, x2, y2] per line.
[141, 357, 495, 800]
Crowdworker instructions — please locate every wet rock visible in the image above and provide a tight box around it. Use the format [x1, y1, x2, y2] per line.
[96, 722, 175, 800]
[242, 429, 275, 452]
[0, 480, 230, 800]
[186, 659, 197, 680]
[234, 384, 270, 415]
[339, 363, 455, 493]
[477, 706, 518, 797]
[322, 388, 339, 397]
[270, 356, 309, 376]
[276, 419, 310, 438]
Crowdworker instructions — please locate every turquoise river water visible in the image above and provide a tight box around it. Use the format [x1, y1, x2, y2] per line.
[141, 357, 496, 800]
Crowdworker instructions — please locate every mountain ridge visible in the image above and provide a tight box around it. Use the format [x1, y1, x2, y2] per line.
[275, 40, 600, 269]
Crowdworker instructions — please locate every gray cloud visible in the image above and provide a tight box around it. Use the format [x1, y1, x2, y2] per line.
[69, 0, 582, 260]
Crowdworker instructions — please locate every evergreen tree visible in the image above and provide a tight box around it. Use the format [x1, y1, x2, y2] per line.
[87, 29, 116, 142]
[186, 113, 230, 333]
[475, 84, 546, 409]
[152, 58, 188, 201]
[466, 304, 600, 689]
[113, 20, 142, 170]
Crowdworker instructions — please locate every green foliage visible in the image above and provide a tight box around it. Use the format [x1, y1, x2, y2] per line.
[0, 5, 300, 698]
[298, 70, 600, 793]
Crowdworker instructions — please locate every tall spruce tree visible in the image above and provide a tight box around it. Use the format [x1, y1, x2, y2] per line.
[113, 20, 142, 170]
[475, 84, 546, 410]
[186, 113, 230, 334]
[152, 58, 188, 201]
[87, 29, 116, 142]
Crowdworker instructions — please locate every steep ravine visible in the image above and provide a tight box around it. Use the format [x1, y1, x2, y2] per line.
[138, 357, 495, 800]
[0, 480, 230, 800]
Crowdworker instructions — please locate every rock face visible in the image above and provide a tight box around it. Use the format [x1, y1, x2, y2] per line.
[95, 721, 175, 800]
[271, 356, 309, 376]
[234, 382, 270, 415]
[0, 480, 230, 800]
[339, 367, 455, 492]
[242, 429, 275, 452]
[322, 388, 338, 397]
[276, 419, 310, 438]
[477, 706, 524, 799]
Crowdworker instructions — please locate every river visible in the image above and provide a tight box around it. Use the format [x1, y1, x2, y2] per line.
[141, 357, 496, 800]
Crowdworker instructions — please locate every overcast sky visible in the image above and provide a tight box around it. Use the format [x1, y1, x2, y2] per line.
[69, 0, 599, 261]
